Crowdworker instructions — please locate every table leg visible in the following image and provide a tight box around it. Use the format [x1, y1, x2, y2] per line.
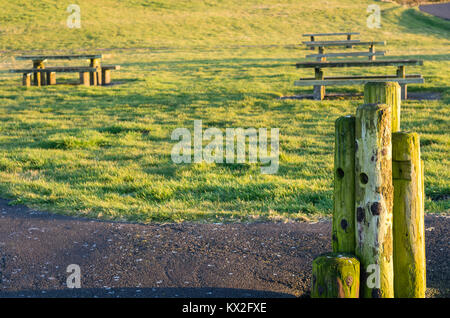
[23, 73, 31, 87]
[369, 45, 376, 61]
[32, 60, 45, 86]
[102, 69, 111, 85]
[80, 72, 90, 86]
[397, 66, 407, 100]
[347, 34, 352, 48]
[310, 36, 315, 50]
[313, 68, 325, 100]
[90, 58, 102, 86]
[318, 46, 326, 62]
[47, 72, 56, 85]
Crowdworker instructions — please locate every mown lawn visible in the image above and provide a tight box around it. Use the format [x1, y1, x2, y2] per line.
[0, 0, 448, 223]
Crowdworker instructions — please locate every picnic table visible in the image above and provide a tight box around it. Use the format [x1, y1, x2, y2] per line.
[294, 59, 424, 100]
[294, 35, 424, 100]
[10, 54, 120, 87]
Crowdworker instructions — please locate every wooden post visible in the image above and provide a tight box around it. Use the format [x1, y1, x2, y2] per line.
[396, 66, 407, 100]
[313, 68, 325, 100]
[311, 252, 360, 298]
[364, 82, 401, 132]
[47, 72, 56, 85]
[333, 115, 356, 253]
[355, 103, 394, 298]
[392, 132, 426, 298]
[80, 72, 90, 86]
[102, 69, 111, 85]
[22, 73, 31, 87]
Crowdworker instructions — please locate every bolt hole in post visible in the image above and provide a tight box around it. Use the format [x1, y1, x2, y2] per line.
[360, 173, 369, 184]
[336, 168, 345, 179]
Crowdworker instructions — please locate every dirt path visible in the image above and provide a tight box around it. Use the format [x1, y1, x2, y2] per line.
[419, 2, 450, 20]
[0, 199, 448, 298]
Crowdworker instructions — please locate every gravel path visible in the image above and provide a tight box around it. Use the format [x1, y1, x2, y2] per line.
[0, 199, 448, 298]
[419, 2, 450, 20]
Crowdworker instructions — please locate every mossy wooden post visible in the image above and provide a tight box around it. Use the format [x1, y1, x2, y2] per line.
[355, 103, 394, 298]
[333, 115, 356, 253]
[392, 132, 426, 298]
[364, 82, 401, 132]
[311, 253, 360, 298]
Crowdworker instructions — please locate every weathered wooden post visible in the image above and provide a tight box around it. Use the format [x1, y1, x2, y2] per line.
[311, 253, 360, 298]
[355, 103, 394, 298]
[364, 82, 401, 132]
[392, 132, 426, 298]
[332, 116, 356, 253]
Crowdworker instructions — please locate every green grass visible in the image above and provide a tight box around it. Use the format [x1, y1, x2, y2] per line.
[0, 0, 448, 223]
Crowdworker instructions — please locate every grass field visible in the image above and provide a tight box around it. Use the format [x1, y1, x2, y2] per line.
[0, 0, 448, 223]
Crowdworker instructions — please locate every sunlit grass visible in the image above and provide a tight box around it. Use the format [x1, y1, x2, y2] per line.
[0, 0, 448, 222]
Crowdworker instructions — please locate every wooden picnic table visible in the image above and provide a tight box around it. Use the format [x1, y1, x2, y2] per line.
[12, 54, 111, 86]
[295, 59, 424, 100]
[302, 32, 360, 50]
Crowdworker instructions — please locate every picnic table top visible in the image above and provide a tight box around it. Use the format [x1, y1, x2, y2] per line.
[295, 59, 424, 68]
[15, 54, 103, 61]
[303, 32, 359, 37]
[303, 40, 386, 47]
[9, 66, 98, 73]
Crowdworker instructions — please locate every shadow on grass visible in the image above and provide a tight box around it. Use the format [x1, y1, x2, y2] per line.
[398, 8, 450, 39]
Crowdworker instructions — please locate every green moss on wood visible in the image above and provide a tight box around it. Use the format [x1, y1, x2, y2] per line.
[364, 82, 401, 132]
[311, 252, 360, 298]
[392, 132, 426, 298]
[333, 116, 356, 253]
[355, 103, 394, 298]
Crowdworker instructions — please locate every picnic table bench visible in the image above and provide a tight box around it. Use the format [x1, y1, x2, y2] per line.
[294, 59, 424, 100]
[10, 54, 120, 87]
[303, 40, 387, 61]
[303, 32, 360, 50]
